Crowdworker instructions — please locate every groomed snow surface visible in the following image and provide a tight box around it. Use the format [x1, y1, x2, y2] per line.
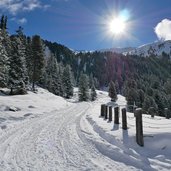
[0, 88, 171, 171]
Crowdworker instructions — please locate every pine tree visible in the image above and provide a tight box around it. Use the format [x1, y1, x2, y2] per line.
[8, 36, 27, 94]
[1, 16, 11, 59]
[62, 65, 73, 98]
[164, 78, 171, 94]
[142, 95, 158, 114]
[108, 80, 117, 102]
[115, 80, 120, 94]
[45, 54, 64, 96]
[78, 73, 89, 101]
[89, 73, 94, 88]
[57, 63, 64, 96]
[90, 81, 97, 101]
[31, 35, 45, 91]
[0, 15, 5, 30]
[0, 30, 8, 87]
[25, 36, 33, 82]
[16, 26, 28, 86]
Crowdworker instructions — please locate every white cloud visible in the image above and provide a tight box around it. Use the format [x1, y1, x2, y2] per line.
[0, 0, 49, 15]
[18, 18, 27, 24]
[155, 19, 171, 41]
[10, 17, 27, 25]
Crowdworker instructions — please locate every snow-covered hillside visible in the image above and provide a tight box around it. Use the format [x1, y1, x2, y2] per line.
[125, 40, 171, 57]
[100, 40, 171, 58]
[0, 88, 170, 170]
[100, 47, 135, 54]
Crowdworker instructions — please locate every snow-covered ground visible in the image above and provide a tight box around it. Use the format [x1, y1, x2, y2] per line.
[0, 88, 171, 171]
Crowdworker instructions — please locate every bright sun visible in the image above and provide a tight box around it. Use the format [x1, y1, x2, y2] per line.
[109, 17, 126, 35]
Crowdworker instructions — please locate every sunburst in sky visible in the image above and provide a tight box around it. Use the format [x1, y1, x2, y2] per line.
[2, 0, 171, 50]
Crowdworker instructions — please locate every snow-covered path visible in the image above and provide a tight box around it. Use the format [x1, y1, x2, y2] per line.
[0, 101, 127, 171]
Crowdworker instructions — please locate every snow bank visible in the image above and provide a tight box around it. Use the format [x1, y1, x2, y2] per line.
[82, 91, 171, 170]
[0, 88, 70, 129]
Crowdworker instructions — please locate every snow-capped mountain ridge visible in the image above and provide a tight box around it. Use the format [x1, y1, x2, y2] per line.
[126, 40, 171, 57]
[100, 47, 135, 54]
[101, 40, 171, 57]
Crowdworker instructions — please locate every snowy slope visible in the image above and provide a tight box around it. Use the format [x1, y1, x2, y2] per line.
[125, 40, 171, 57]
[84, 91, 171, 171]
[99, 40, 171, 57]
[100, 47, 135, 54]
[0, 88, 171, 170]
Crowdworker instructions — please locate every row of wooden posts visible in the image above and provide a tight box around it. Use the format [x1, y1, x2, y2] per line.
[100, 104, 144, 147]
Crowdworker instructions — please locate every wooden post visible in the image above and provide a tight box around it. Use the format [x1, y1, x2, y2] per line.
[122, 108, 127, 130]
[134, 108, 144, 147]
[165, 108, 170, 119]
[105, 105, 108, 120]
[100, 104, 105, 117]
[114, 107, 119, 124]
[148, 107, 155, 118]
[109, 106, 112, 121]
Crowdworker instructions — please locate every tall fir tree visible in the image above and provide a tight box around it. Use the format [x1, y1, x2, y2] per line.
[90, 80, 97, 101]
[142, 95, 158, 114]
[8, 36, 27, 94]
[31, 35, 45, 91]
[0, 30, 8, 87]
[45, 54, 64, 96]
[62, 65, 73, 98]
[16, 26, 28, 86]
[108, 80, 117, 102]
[25, 36, 33, 82]
[78, 73, 89, 101]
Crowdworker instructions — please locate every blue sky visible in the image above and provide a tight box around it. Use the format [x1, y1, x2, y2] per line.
[1, 0, 171, 50]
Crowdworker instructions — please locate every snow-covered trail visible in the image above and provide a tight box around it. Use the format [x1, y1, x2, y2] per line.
[0, 101, 128, 171]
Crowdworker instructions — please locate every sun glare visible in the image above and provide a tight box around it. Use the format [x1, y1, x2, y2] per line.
[109, 17, 126, 35]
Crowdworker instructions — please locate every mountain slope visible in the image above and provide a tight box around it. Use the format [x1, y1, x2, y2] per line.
[125, 40, 171, 57]
[99, 40, 171, 58]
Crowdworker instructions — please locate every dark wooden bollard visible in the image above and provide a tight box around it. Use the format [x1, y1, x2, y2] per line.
[105, 105, 108, 120]
[100, 104, 105, 117]
[122, 108, 127, 130]
[134, 108, 144, 147]
[109, 106, 112, 121]
[165, 108, 170, 119]
[114, 107, 119, 124]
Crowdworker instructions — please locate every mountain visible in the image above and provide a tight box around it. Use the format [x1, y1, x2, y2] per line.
[100, 47, 135, 54]
[101, 40, 171, 57]
[125, 40, 171, 57]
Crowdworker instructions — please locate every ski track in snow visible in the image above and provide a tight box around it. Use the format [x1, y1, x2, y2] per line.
[0, 101, 132, 171]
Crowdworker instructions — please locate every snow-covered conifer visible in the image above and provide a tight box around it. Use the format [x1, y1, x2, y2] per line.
[78, 73, 89, 101]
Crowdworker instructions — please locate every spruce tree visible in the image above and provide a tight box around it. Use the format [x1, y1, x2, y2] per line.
[45, 54, 64, 96]
[78, 73, 89, 101]
[90, 81, 97, 101]
[16, 26, 28, 86]
[89, 73, 94, 88]
[57, 63, 64, 96]
[0, 30, 8, 87]
[31, 35, 45, 91]
[62, 65, 73, 98]
[108, 80, 117, 102]
[25, 36, 33, 82]
[8, 36, 27, 94]
[142, 95, 158, 114]
[115, 80, 120, 94]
